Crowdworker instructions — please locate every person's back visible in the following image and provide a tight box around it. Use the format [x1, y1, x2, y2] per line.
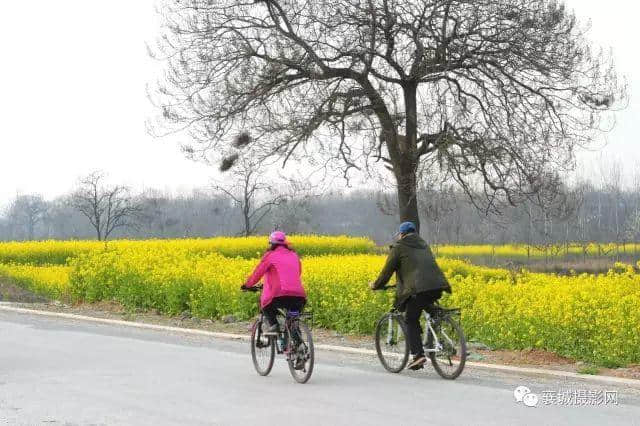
[387, 232, 450, 308]
[262, 245, 306, 300]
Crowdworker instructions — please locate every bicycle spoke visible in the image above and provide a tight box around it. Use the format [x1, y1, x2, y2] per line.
[375, 313, 409, 373]
[287, 320, 314, 383]
[429, 315, 467, 380]
[251, 320, 275, 376]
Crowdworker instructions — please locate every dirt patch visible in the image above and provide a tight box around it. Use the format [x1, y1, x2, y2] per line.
[476, 348, 575, 367]
[601, 365, 640, 380]
[0, 277, 48, 303]
[467, 348, 640, 380]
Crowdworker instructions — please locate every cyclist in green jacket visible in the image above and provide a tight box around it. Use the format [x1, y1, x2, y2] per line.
[370, 221, 452, 370]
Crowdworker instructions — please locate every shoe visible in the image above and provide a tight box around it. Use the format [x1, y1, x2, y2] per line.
[294, 358, 306, 370]
[262, 323, 279, 335]
[407, 355, 426, 370]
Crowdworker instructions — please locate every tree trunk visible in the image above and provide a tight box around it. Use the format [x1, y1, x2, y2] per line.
[395, 83, 420, 232]
[395, 162, 420, 231]
[27, 219, 35, 241]
[243, 210, 250, 236]
[242, 201, 251, 237]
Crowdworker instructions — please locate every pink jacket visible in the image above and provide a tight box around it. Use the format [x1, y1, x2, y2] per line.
[244, 246, 306, 308]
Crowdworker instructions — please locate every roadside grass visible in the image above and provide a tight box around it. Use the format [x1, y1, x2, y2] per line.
[577, 365, 601, 375]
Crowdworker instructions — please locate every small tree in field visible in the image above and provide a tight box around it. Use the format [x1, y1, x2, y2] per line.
[70, 172, 142, 241]
[150, 0, 624, 230]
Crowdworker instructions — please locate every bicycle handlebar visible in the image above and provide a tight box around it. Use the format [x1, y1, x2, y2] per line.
[242, 284, 263, 292]
[373, 285, 396, 291]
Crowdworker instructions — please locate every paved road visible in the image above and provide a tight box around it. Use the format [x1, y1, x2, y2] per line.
[1, 310, 639, 426]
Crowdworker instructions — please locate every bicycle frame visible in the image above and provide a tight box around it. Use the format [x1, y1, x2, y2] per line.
[246, 285, 315, 383]
[376, 299, 466, 379]
[250, 297, 312, 355]
[422, 311, 442, 353]
[422, 310, 459, 354]
[383, 309, 457, 354]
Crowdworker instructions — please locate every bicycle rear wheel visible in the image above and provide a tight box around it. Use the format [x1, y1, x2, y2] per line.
[287, 320, 314, 384]
[375, 313, 409, 373]
[251, 319, 275, 376]
[428, 315, 466, 380]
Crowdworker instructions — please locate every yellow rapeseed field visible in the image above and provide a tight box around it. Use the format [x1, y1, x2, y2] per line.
[1, 239, 638, 367]
[436, 243, 640, 260]
[0, 263, 71, 300]
[0, 235, 376, 265]
[2, 238, 638, 266]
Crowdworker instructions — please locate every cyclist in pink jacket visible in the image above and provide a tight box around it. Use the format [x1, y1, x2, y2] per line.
[241, 231, 307, 335]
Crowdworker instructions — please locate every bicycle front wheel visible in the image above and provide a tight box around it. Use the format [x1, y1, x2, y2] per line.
[251, 319, 275, 376]
[428, 315, 466, 380]
[287, 320, 314, 384]
[375, 313, 409, 373]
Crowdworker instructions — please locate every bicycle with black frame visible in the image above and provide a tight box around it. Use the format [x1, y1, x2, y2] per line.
[242, 285, 315, 384]
[374, 285, 467, 379]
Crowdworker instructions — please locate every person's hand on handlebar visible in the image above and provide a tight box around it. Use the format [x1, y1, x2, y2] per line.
[370, 282, 396, 291]
[241, 283, 263, 292]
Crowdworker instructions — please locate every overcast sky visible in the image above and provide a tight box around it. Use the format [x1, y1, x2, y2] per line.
[0, 0, 637, 205]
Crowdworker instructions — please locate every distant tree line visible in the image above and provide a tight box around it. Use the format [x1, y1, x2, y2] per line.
[1, 164, 639, 247]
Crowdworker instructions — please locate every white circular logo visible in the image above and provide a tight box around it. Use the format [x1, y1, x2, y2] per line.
[523, 393, 539, 407]
[514, 386, 531, 402]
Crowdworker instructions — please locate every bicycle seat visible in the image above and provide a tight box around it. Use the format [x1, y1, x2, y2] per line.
[275, 308, 301, 318]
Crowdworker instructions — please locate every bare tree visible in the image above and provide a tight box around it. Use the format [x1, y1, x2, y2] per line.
[527, 171, 582, 261]
[212, 159, 286, 236]
[150, 0, 624, 231]
[70, 172, 142, 241]
[7, 194, 48, 240]
[271, 176, 318, 234]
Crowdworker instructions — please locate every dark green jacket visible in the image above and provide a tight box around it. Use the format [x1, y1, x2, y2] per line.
[372, 233, 451, 309]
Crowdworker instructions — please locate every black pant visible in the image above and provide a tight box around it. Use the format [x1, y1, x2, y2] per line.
[263, 296, 306, 326]
[404, 290, 443, 356]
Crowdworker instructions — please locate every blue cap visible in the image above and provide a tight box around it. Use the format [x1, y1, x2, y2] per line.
[398, 222, 416, 234]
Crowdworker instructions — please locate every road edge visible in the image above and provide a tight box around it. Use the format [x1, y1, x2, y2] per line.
[2, 303, 639, 389]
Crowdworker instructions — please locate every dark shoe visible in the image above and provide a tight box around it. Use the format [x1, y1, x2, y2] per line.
[407, 355, 426, 370]
[263, 323, 279, 335]
[294, 357, 306, 370]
